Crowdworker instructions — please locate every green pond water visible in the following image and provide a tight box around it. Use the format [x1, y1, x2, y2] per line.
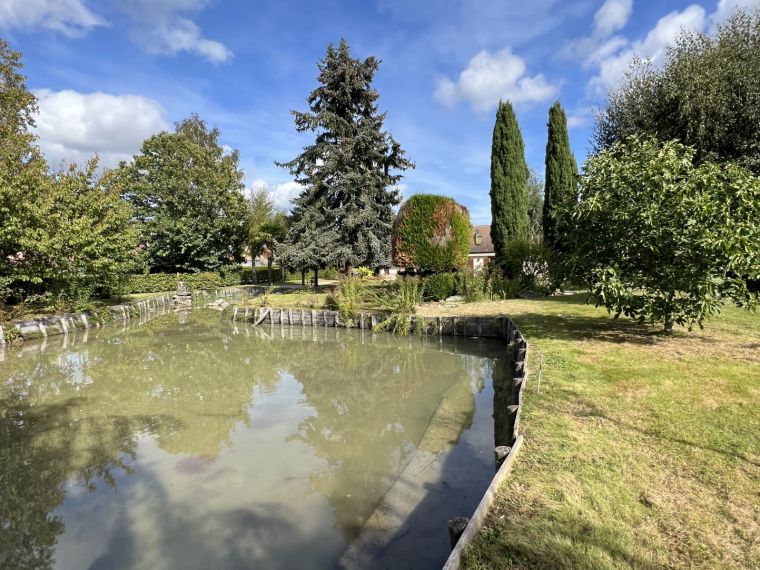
[0, 309, 507, 569]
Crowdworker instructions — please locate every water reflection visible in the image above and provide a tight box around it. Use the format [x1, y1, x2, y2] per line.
[0, 311, 502, 569]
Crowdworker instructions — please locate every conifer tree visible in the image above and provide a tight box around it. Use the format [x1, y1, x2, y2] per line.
[490, 100, 529, 264]
[279, 39, 413, 275]
[543, 101, 578, 252]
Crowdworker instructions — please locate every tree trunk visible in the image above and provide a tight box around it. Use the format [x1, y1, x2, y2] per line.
[344, 261, 353, 277]
[267, 257, 273, 284]
[280, 265, 285, 284]
[314, 268, 319, 289]
[664, 314, 674, 336]
[252, 252, 258, 284]
[301, 269, 306, 287]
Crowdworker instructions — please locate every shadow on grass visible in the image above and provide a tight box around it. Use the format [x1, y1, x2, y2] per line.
[571, 395, 760, 468]
[510, 296, 725, 348]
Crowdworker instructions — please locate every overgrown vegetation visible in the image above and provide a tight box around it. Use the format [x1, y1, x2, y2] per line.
[423, 272, 457, 301]
[392, 194, 471, 272]
[373, 277, 424, 335]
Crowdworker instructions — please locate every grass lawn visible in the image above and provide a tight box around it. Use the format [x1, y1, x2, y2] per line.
[417, 295, 760, 569]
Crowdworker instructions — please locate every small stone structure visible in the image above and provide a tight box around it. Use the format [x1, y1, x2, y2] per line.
[172, 281, 193, 309]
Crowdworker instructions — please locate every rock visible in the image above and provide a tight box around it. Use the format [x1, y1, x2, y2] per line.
[517, 290, 542, 299]
[444, 295, 465, 306]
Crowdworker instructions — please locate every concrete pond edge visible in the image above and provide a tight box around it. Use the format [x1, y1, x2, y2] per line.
[239, 306, 529, 569]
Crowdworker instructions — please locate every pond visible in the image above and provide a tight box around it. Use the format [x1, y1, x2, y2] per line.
[0, 309, 509, 569]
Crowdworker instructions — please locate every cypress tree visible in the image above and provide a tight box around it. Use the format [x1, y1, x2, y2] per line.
[490, 100, 529, 265]
[279, 39, 413, 275]
[543, 101, 578, 252]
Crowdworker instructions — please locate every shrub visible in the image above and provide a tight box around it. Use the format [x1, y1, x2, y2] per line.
[355, 266, 374, 279]
[500, 238, 552, 291]
[333, 276, 367, 326]
[456, 270, 488, 302]
[373, 276, 424, 335]
[392, 194, 472, 272]
[489, 276, 521, 300]
[423, 272, 457, 301]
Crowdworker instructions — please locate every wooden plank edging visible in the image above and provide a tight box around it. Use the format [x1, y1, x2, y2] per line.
[442, 435, 524, 570]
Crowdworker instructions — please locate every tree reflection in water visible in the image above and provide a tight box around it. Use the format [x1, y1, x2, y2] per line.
[0, 311, 502, 569]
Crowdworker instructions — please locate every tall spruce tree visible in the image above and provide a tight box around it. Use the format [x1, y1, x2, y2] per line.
[279, 39, 413, 275]
[543, 101, 578, 252]
[490, 100, 530, 265]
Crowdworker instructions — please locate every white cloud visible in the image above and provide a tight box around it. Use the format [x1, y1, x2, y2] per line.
[0, 0, 105, 37]
[562, 0, 633, 64]
[33, 89, 167, 168]
[249, 179, 303, 212]
[711, 0, 760, 27]
[435, 48, 558, 112]
[581, 1, 760, 95]
[594, 0, 634, 37]
[585, 4, 710, 94]
[124, 0, 232, 63]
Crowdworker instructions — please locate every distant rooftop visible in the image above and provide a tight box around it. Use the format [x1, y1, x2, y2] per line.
[470, 225, 494, 255]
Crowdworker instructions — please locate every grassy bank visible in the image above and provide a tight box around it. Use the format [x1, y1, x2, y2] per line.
[418, 296, 759, 569]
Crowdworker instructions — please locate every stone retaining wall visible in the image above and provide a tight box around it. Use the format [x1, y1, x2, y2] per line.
[239, 306, 528, 568]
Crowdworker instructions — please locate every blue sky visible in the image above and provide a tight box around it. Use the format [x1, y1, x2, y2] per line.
[1, 0, 756, 222]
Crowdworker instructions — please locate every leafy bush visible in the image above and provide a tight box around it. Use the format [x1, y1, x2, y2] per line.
[373, 276, 424, 335]
[456, 270, 488, 302]
[489, 276, 521, 300]
[392, 194, 472, 272]
[333, 276, 367, 326]
[423, 272, 457, 301]
[355, 266, 374, 279]
[120, 266, 291, 294]
[500, 238, 552, 290]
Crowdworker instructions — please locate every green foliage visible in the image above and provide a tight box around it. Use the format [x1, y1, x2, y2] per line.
[543, 101, 578, 253]
[38, 160, 140, 299]
[571, 136, 760, 333]
[594, 9, 760, 175]
[489, 276, 521, 300]
[279, 39, 413, 273]
[527, 170, 544, 243]
[355, 267, 374, 279]
[332, 276, 367, 326]
[248, 186, 290, 283]
[490, 100, 530, 264]
[392, 194, 471, 272]
[120, 267, 287, 295]
[116, 114, 249, 273]
[423, 272, 457, 301]
[0, 39, 49, 298]
[500, 239, 552, 290]
[456, 270, 489, 302]
[373, 277, 423, 335]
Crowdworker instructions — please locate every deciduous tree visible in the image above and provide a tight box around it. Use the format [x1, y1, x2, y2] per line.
[571, 136, 760, 334]
[0, 39, 48, 298]
[594, 9, 760, 174]
[118, 114, 249, 273]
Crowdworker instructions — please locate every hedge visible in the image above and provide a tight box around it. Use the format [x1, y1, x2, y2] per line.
[423, 272, 457, 301]
[392, 194, 471, 272]
[119, 265, 344, 294]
